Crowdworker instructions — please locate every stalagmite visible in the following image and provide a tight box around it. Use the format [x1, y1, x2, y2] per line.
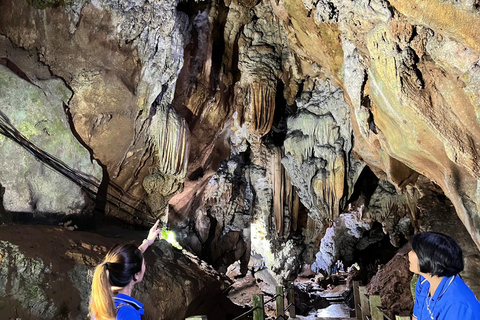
[272, 146, 284, 236]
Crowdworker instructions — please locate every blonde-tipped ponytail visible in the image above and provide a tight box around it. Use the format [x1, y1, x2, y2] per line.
[89, 263, 116, 320]
[89, 244, 144, 320]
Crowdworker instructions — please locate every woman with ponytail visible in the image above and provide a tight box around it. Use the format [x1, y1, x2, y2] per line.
[89, 220, 161, 320]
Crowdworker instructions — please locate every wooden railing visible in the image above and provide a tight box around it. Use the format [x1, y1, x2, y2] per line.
[186, 282, 296, 320]
[188, 280, 413, 320]
[353, 280, 411, 320]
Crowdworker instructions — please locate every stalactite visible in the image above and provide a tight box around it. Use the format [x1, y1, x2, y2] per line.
[246, 82, 276, 137]
[143, 105, 190, 222]
[271, 146, 300, 237]
[285, 171, 293, 234]
[330, 151, 346, 220]
[306, 216, 324, 246]
[156, 105, 190, 179]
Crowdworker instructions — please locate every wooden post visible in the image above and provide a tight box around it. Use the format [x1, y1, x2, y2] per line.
[276, 286, 285, 320]
[353, 281, 362, 319]
[253, 294, 265, 320]
[359, 286, 370, 320]
[369, 295, 382, 320]
[287, 281, 296, 318]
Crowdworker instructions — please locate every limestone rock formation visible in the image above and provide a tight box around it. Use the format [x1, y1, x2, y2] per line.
[143, 104, 190, 224]
[311, 212, 372, 274]
[0, 0, 189, 223]
[0, 62, 101, 217]
[1, 0, 480, 303]
[366, 180, 417, 247]
[182, 154, 252, 273]
[0, 225, 238, 320]
[311, 0, 480, 249]
[282, 78, 365, 229]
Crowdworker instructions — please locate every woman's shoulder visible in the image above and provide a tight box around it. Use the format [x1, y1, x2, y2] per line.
[444, 277, 480, 308]
[116, 304, 141, 319]
[114, 294, 144, 309]
[114, 294, 145, 319]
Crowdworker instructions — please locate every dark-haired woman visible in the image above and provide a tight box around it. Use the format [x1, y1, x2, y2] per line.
[409, 232, 480, 320]
[89, 220, 161, 320]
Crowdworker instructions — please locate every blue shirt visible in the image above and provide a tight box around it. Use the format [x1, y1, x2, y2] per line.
[414, 275, 480, 320]
[114, 293, 144, 320]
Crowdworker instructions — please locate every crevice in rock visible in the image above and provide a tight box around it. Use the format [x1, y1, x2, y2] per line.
[348, 166, 379, 207]
[0, 58, 30, 82]
[210, 0, 229, 92]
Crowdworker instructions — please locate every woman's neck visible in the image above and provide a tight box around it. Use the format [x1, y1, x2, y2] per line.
[112, 281, 135, 297]
[425, 274, 444, 296]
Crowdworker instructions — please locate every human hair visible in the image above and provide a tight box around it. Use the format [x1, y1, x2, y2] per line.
[411, 232, 463, 277]
[89, 244, 144, 320]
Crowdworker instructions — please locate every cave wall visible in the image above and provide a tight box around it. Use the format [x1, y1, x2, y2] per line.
[0, 0, 480, 287]
[0, 0, 189, 224]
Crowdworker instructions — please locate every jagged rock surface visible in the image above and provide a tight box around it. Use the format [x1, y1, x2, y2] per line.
[311, 212, 372, 274]
[0, 225, 237, 320]
[282, 78, 365, 228]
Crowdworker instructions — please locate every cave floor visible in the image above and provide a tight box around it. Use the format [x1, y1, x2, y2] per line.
[295, 278, 355, 320]
[227, 263, 355, 319]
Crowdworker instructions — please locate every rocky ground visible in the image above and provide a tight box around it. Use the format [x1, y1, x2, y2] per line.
[0, 223, 244, 320]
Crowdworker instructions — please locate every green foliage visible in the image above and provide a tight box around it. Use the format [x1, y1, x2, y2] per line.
[27, 0, 76, 9]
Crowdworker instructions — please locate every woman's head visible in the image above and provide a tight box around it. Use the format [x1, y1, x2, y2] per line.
[89, 244, 144, 320]
[409, 232, 463, 277]
[104, 244, 144, 286]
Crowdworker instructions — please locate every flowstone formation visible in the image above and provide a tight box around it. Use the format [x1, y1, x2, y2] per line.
[143, 104, 190, 224]
[282, 78, 365, 229]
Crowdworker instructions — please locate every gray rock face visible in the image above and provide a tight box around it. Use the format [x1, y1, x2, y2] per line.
[0, 241, 57, 318]
[184, 154, 252, 272]
[366, 180, 417, 247]
[0, 65, 102, 215]
[65, 0, 189, 111]
[312, 0, 391, 30]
